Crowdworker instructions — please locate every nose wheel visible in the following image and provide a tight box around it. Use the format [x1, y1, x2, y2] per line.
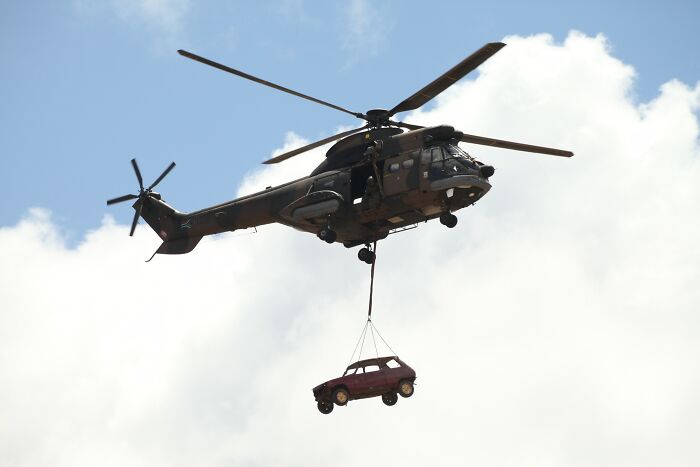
[440, 212, 458, 228]
[358, 244, 376, 264]
[318, 227, 337, 243]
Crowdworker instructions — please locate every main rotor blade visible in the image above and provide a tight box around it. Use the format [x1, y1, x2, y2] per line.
[129, 203, 142, 237]
[263, 126, 369, 164]
[131, 158, 144, 191]
[107, 194, 139, 205]
[178, 50, 361, 119]
[388, 42, 506, 117]
[460, 133, 574, 157]
[148, 162, 176, 190]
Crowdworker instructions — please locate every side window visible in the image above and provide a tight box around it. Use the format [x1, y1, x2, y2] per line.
[431, 147, 445, 162]
[388, 162, 400, 173]
[364, 364, 380, 373]
[402, 158, 414, 169]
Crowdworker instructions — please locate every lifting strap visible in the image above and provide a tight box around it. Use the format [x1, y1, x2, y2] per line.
[345, 242, 400, 368]
[367, 241, 377, 319]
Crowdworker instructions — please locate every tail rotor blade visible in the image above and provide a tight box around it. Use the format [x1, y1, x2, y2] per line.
[129, 203, 142, 236]
[107, 193, 139, 205]
[148, 162, 176, 190]
[131, 159, 144, 190]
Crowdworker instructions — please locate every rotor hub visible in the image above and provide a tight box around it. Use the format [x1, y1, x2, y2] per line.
[365, 108, 391, 126]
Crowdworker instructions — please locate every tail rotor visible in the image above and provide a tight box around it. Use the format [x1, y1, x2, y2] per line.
[107, 159, 176, 236]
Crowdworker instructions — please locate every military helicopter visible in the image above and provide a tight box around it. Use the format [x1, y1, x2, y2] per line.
[107, 42, 573, 263]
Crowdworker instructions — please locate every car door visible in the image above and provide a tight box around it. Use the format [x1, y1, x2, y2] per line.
[358, 361, 388, 396]
[382, 357, 404, 388]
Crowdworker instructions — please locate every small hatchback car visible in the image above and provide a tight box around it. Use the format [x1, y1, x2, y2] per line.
[312, 356, 416, 414]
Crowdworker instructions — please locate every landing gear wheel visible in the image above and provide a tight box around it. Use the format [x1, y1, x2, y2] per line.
[398, 379, 414, 398]
[332, 387, 349, 406]
[382, 392, 398, 406]
[440, 213, 458, 228]
[357, 247, 376, 264]
[317, 401, 334, 414]
[318, 227, 337, 243]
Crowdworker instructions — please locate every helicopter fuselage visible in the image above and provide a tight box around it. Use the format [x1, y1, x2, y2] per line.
[142, 125, 493, 253]
[110, 43, 572, 260]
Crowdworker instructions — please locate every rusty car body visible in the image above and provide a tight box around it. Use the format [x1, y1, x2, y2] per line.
[313, 356, 416, 414]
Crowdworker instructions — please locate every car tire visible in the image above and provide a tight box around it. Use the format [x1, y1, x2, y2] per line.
[398, 379, 414, 398]
[317, 400, 334, 414]
[382, 392, 398, 406]
[332, 387, 349, 406]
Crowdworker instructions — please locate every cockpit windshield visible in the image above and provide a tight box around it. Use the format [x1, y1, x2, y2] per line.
[424, 144, 477, 179]
[444, 144, 477, 171]
[445, 144, 472, 160]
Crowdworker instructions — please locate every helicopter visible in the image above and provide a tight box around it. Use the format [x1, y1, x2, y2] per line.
[107, 42, 573, 264]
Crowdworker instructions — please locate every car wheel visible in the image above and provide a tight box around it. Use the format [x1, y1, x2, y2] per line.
[398, 379, 414, 398]
[332, 387, 349, 406]
[382, 392, 398, 406]
[317, 401, 334, 414]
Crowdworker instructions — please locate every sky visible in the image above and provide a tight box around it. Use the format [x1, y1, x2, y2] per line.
[1, 1, 700, 466]
[1, 0, 699, 237]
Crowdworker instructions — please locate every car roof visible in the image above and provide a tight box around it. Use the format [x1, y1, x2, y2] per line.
[346, 356, 399, 370]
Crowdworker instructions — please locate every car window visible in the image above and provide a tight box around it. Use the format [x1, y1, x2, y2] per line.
[385, 359, 400, 369]
[364, 364, 380, 373]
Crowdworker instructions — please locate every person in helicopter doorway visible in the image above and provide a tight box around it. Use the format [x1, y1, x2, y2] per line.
[362, 176, 381, 211]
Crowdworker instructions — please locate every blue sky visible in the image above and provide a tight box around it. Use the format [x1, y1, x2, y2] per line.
[1, 0, 698, 242]
[2, 4, 700, 465]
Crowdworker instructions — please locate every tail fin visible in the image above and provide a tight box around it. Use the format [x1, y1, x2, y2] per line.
[140, 196, 203, 256]
[107, 159, 203, 258]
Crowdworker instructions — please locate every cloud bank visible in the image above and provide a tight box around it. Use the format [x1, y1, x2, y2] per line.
[1, 32, 699, 466]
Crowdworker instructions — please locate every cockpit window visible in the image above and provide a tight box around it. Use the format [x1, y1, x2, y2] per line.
[445, 144, 471, 159]
[431, 147, 445, 162]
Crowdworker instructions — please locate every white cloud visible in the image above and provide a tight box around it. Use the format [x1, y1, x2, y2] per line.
[111, 0, 190, 32]
[74, 0, 190, 51]
[2, 32, 700, 466]
[341, 0, 389, 66]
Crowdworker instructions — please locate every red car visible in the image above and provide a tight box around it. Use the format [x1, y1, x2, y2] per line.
[313, 356, 416, 414]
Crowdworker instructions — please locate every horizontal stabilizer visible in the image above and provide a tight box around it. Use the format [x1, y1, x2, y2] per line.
[156, 236, 203, 255]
